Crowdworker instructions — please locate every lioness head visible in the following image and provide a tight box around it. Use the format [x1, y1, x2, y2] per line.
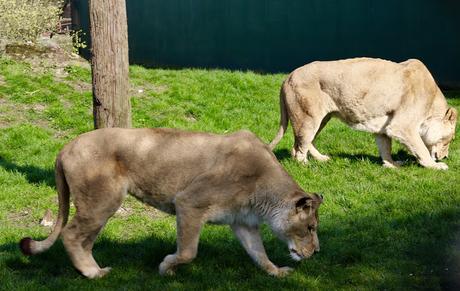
[273, 192, 323, 261]
[422, 107, 457, 160]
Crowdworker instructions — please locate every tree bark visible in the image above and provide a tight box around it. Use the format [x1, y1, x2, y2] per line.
[89, 0, 131, 128]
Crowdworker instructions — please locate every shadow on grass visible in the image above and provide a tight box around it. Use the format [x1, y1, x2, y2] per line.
[0, 156, 54, 187]
[273, 148, 291, 161]
[274, 148, 417, 166]
[337, 150, 416, 165]
[2, 207, 460, 289]
[1, 230, 302, 289]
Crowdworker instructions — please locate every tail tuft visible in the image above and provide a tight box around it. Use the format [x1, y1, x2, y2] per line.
[19, 237, 33, 256]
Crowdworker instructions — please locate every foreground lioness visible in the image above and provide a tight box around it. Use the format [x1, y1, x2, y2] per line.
[20, 128, 323, 278]
[270, 58, 457, 170]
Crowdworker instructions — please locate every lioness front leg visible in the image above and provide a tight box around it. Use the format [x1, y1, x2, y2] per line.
[231, 224, 293, 277]
[159, 207, 204, 276]
[388, 129, 448, 170]
[375, 134, 401, 168]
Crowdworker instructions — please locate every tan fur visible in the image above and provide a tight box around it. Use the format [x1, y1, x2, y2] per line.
[270, 58, 457, 170]
[20, 128, 323, 278]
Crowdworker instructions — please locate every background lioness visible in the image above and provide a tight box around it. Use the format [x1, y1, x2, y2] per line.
[20, 128, 323, 278]
[270, 58, 457, 170]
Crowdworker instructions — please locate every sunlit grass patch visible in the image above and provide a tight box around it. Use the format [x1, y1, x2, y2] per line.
[1, 57, 459, 289]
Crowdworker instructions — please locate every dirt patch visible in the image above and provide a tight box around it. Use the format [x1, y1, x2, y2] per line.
[141, 204, 167, 220]
[130, 83, 168, 99]
[33, 104, 46, 112]
[0, 99, 31, 127]
[119, 196, 168, 220]
[0, 98, 67, 138]
[0, 98, 51, 129]
[5, 43, 48, 57]
[152, 84, 168, 94]
[6, 208, 37, 229]
[0, 35, 88, 137]
[4, 35, 90, 78]
[49, 196, 166, 221]
[64, 79, 92, 93]
[115, 206, 133, 218]
[185, 113, 198, 123]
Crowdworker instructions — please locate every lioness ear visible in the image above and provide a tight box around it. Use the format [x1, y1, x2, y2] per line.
[295, 196, 313, 212]
[444, 107, 458, 123]
[313, 193, 324, 204]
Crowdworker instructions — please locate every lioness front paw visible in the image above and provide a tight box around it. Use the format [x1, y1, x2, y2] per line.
[83, 267, 112, 279]
[159, 257, 176, 276]
[314, 154, 330, 162]
[430, 162, 448, 170]
[293, 151, 308, 164]
[269, 266, 294, 277]
[98, 267, 112, 278]
[382, 161, 399, 169]
[159, 264, 175, 276]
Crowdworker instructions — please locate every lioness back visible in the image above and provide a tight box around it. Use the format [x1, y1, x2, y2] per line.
[290, 58, 436, 122]
[59, 128, 282, 213]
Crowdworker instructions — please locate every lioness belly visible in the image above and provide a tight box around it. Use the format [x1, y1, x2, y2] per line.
[207, 207, 261, 226]
[129, 187, 176, 215]
[346, 115, 392, 133]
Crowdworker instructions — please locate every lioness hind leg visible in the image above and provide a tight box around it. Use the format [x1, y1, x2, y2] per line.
[62, 216, 111, 279]
[62, 186, 125, 278]
[292, 114, 330, 163]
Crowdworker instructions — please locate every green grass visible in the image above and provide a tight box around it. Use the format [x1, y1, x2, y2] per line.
[0, 56, 459, 290]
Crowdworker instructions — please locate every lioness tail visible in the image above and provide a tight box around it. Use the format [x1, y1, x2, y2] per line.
[269, 86, 289, 150]
[20, 155, 70, 256]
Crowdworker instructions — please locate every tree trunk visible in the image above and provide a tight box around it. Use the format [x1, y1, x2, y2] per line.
[89, 0, 131, 128]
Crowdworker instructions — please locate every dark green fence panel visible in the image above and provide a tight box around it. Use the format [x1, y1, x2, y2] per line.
[73, 0, 460, 88]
